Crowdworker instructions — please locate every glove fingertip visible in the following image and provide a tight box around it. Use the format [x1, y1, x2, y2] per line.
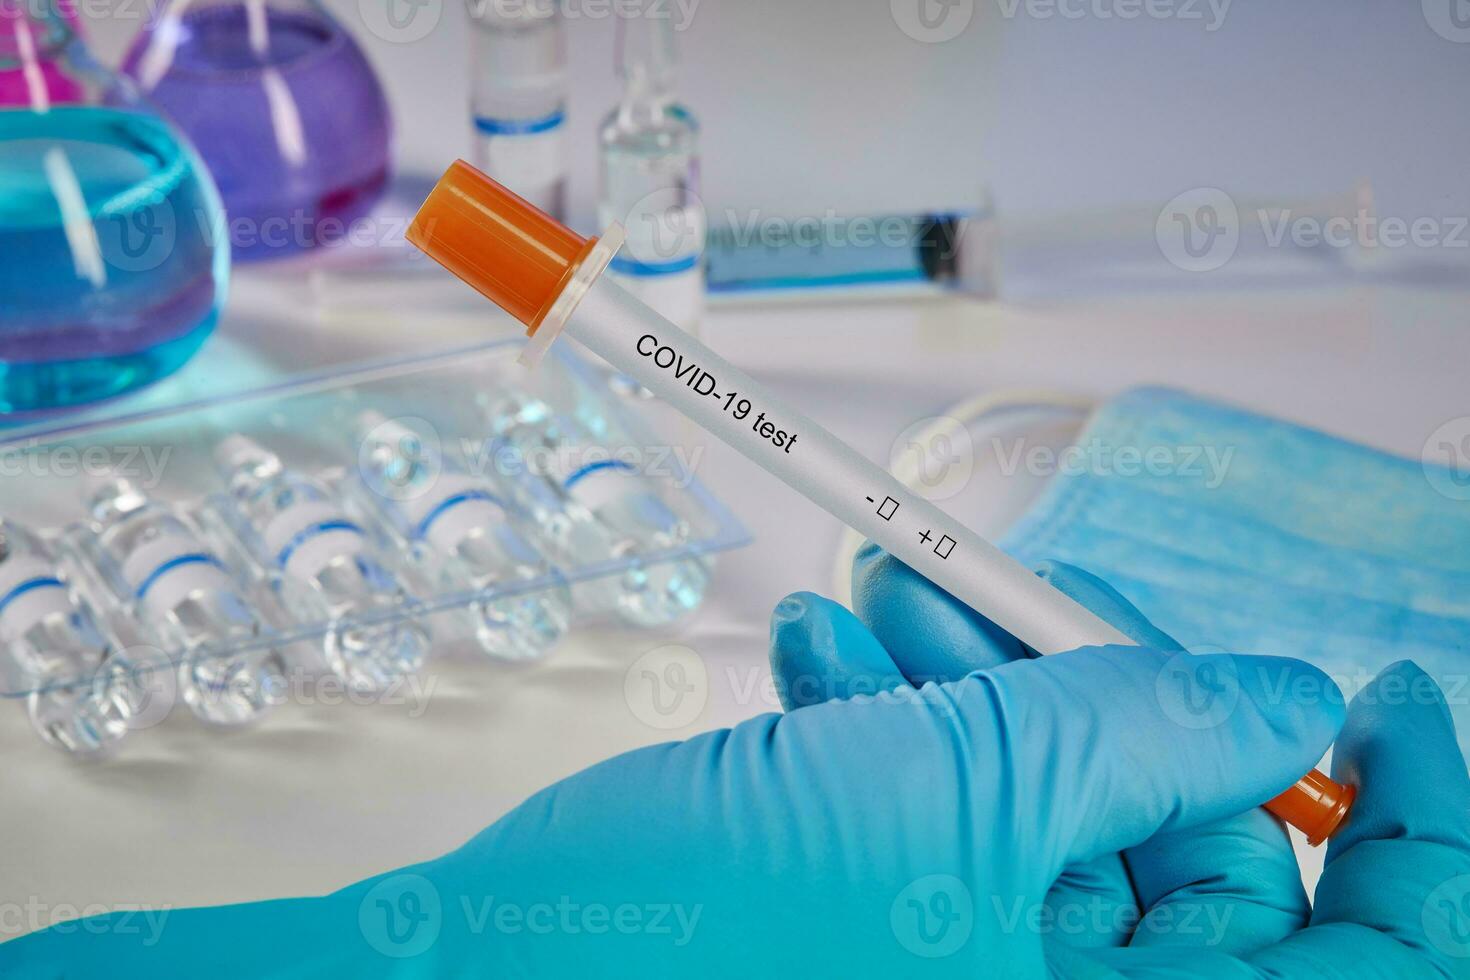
[852, 541, 1024, 678]
[1233, 653, 1346, 747]
[771, 591, 820, 629]
[1035, 560, 1183, 652]
[769, 591, 906, 710]
[1326, 659, 1470, 853]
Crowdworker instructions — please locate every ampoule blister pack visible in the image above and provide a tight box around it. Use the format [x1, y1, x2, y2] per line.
[0, 341, 747, 758]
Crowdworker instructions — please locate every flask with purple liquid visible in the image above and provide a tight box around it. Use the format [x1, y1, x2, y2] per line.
[123, 0, 391, 261]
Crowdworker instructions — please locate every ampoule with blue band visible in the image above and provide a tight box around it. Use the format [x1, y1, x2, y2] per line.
[0, 519, 140, 756]
[355, 412, 570, 661]
[469, 0, 567, 219]
[214, 435, 430, 693]
[485, 393, 709, 628]
[88, 478, 283, 728]
[598, 9, 706, 337]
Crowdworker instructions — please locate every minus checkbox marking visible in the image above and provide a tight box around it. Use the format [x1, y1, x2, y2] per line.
[934, 535, 955, 559]
[877, 496, 899, 521]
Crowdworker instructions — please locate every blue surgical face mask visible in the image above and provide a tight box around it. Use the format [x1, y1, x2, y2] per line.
[1000, 386, 1470, 751]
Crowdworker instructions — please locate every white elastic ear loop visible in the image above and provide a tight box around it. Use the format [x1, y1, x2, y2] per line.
[830, 389, 1098, 605]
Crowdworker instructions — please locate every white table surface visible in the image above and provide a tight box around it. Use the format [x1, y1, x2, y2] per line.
[3, 275, 1466, 939]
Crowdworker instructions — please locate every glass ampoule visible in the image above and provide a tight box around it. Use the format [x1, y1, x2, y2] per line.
[357, 412, 570, 659]
[214, 435, 430, 691]
[597, 8, 705, 334]
[89, 478, 283, 726]
[488, 393, 709, 627]
[0, 518, 140, 755]
[467, 0, 567, 219]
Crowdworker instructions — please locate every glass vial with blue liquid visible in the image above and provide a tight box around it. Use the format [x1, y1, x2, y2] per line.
[489, 393, 710, 627]
[598, 9, 705, 333]
[88, 478, 284, 727]
[469, 0, 567, 219]
[356, 412, 571, 660]
[214, 435, 430, 692]
[0, 519, 141, 755]
[0, 0, 228, 416]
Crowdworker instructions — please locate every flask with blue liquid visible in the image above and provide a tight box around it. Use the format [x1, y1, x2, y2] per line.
[0, 0, 228, 416]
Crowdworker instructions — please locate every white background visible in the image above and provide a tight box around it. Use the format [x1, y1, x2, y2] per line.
[5, 0, 1469, 942]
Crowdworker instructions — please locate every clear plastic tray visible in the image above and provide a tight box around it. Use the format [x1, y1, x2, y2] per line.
[0, 340, 749, 706]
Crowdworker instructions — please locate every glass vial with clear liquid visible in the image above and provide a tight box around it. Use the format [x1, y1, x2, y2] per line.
[488, 393, 710, 627]
[0, 519, 140, 755]
[88, 478, 284, 727]
[598, 10, 705, 334]
[468, 0, 567, 220]
[356, 412, 571, 660]
[214, 435, 430, 692]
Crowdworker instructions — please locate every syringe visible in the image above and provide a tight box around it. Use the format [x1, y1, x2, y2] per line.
[408, 160, 1354, 846]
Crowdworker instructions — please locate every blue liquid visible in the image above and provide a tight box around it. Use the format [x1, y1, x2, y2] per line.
[0, 106, 227, 415]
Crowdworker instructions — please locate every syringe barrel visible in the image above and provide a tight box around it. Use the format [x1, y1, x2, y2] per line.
[564, 275, 1133, 655]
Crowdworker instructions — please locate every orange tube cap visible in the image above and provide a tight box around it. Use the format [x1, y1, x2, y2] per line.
[1266, 770, 1355, 846]
[407, 160, 596, 333]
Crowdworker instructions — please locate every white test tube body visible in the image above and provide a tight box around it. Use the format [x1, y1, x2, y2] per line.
[561, 275, 1134, 655]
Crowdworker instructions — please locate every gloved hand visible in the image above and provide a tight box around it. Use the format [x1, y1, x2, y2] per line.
[770, 546, 1470, 977]
[3, 550, 1467, 978]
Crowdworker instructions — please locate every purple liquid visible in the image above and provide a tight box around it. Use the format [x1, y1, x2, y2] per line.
[124, 5, 391, 261]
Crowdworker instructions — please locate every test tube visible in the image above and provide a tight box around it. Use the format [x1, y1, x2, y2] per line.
[406, 160, 1355, 846]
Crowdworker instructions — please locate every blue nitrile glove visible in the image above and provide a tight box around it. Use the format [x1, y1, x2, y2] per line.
[3, 551, 1466, 978]
[769, 545, 1470, 977]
